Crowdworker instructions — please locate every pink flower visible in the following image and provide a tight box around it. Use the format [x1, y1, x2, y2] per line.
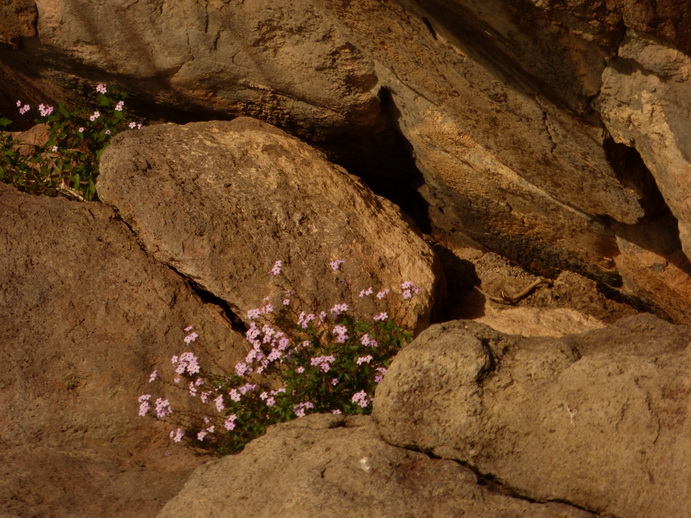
[148, 370, 158, 383]
[310, 355, 336, 373]
[269, 260, 282, 276]
[78, 127, 85, 133]
[374, 367, 387, 383]
[137, 394, 151, 416]
[183, 331, 198, 344]
[173, 351, 200, 375]
[330, 303, 349, 315]
[38, 104, 54, 117]
[224, 414, 237, 431]
[332, 409, 342, 415]
[51, 145, 58, 152]
[266, 396, 276, 407]
[115, 100, 125, 111]
[293, 401, 314, 418]
[359, 287, 373, 297]
[229, 389, 241, 402]
[154, 398, 172, 418]
[169, 428, 185, 443]
[19, 104, 30, 115]
[329, 259, 345, 271]
[373, 312, 388, 322]
[361, 333, 378, 347]
[376, 289, 390, 299]
[351, 390, 371, 408]
[332, 325, 348, 343]
[356, 355, 373, 365]
[89, 110, 100, 122]
[197, 430, 207, 441]
[96, 83, 107, 94]
[247, 308, 261, 320]
[128, 121, 137, 129]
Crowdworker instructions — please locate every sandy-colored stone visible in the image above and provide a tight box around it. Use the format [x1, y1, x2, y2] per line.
[597, 30, 691, 260]
[0, 184, 247, 517]
[98, 117, 440, 332]
[157, 414, 596, 518]
[374, 315, 691, 518]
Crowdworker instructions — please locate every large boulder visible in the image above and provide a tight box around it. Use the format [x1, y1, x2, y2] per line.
[0, 184, 247, 517]
[2, 0, 691, 322]
[97, 117, 440, 331]
[374, 315, 691, 518]
[157, 414, 596, 518]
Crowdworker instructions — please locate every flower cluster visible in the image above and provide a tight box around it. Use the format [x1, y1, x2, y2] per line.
[1, 82, 142, 201]
[138, 259, 419, 455]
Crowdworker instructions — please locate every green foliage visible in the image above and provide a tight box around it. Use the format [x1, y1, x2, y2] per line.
[140, 260, 419, 456]
[0, 84, 139, 201]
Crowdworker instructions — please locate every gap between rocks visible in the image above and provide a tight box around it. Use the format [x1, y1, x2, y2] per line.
[108, 206, 247, 335]
[418, 449, 607, 517]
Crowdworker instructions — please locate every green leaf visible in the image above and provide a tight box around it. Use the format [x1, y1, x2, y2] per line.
[0, 117, 13, 129]
[58, 102, 70, 118]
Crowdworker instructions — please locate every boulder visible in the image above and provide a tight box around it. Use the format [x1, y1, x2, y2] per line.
[97, 117, 440, 331]
[157, 414, 596, 518]
[0, 184, 248, 517]
[2, 1, 691, 322]
[374, 314, 691, 518]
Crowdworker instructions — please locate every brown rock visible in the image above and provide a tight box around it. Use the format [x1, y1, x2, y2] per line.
[597, 30, 691, 260]
[157, 414, 596, 518]
[0, 184, 248, 517]
[374, 315, 691, 518]
[97, 117, 440, 332]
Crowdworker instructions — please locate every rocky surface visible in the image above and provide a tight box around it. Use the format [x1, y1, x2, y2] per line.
[2, 0, 691, 321]
[98, 117, 440, 331]
[1, 1, 691, 516]
[0, 184, 247, 517]
[157, 414, 596, 518]
[374, 314, 691, 518]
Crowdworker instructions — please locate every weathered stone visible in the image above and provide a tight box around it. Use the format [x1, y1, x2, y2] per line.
[0, 184, 248, 517]
[597, 30, 691, 260]
[157, 414, 596, 518]
[97, 117, 440, 332]
[374, 315, 691, 518]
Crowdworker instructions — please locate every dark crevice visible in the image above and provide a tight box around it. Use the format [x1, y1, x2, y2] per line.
[476, 338, 497, 382]
[417, 449, 604, 515]
[107, 205, 247, 334]
[171, 267, 248, 336]
[421, 17, 437, 39]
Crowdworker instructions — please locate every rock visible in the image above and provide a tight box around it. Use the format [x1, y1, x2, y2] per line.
[157, 414, 596, 518]
[0, 184, 248, 517]
[475, 306, 605, 337]
[97, 117, 440, 332]
[2, 1, 691, 322]
[374, 315, 691, 518]
[597, 30, 691, 259]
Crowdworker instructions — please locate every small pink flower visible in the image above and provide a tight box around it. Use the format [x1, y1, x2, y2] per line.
[374, 367, 387, 383]
[356, 355, 373, 366]
[19, 104, 30, 115]
[89, 110, 100, 122]
[154, 398, 172, 418]
[169, 428, 185, 443]
[78, 127, 85, 133]
[224, 414, 237, 431]
[197, 430, 207, 441]
[359, 287, 373, 297]
[214, 395, 224, 412]
[266, 396, 276, 407]
[96, 83, 107, 94]
[148, 370, 158, 383]
[351, 390, 371, 408]
[128, 121, 137, 129]
[269, 260, 282, 276]
[376, 289, 390, 299]
[184, 331, 198, 344]
[373, 312, 388, 322]
[329, 259, 345, 271]
[115, 100, 125, 111]
[51, 145, 58, 152]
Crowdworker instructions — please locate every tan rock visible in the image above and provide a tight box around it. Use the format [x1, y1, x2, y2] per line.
[597, 30, 691, 260]
[0, 184, 247, 517]
[97, 117, 440, 332]
[157, 414, 596, 518]
[374, 315, 691, 518]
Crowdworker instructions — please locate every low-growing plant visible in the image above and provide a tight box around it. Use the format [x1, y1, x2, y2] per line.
[139, 259, 420, 455]
[0, 82, 142, 201]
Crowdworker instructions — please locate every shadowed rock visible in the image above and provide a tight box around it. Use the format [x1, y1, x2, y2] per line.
[374, 314, 691, 518]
